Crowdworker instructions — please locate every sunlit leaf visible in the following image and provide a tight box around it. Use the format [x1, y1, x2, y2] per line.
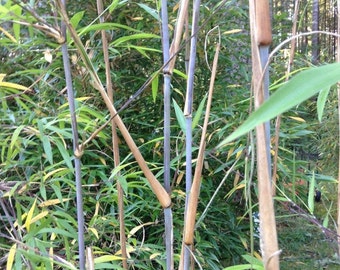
[39, 198, 71, 207]
[6, 244, 16, 270]
[88, 227, 99, 239]
[94, 255, 122, 263]
[25, 198, 37, 232]
[217, 63, 340, 148]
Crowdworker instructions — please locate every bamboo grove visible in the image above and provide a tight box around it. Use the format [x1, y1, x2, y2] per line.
[2, 0, 340, 269]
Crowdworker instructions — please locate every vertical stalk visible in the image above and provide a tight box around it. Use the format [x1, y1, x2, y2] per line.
[181, 0, 200, 269]
[59, 1, 85, 268]
[161, 0, 174, 268]
[96, 0, 128, 268]
[250, 0, 280, 269]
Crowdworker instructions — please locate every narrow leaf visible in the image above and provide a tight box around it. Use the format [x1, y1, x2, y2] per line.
[6, 244, 16, 270]
[117, 175, 128, 195]
[192, 94, 207, 129]
[217, 63, 340, 148]
[223, 264, 264, 270]
[151, 72, 159, 102]
[94, 255, 122, 263]
[308, 172, 315, 214]
[173, 99, 186, 132]
[70, 11, 85, 28]
[111, 33, 159, 46]
[137, 3, 159, 20]
[42, 135, 53, 165]
[317, 87, 331, 122]
[25, 198, 37, 232]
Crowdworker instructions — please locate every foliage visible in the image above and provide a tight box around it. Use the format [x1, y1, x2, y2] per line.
[1, 0, 340, 269]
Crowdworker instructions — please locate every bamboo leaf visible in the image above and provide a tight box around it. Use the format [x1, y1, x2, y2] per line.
[173, 99, 186, 132]
[317, 87, 331, 122]
[39, 198, 71, 207]
[78, 23, 140, 36]
[151, 71, 159, 102]
[25, 198, 37, 232]
[111, 33, 159, 46]
[94, 255, 122, 263]
[223, 264, 264, 270]
[308, 172, 315, 214]
[42, 135, 53, 165]
[9, 125, 24, 151]
[217, 63, 340, 148]
[117, 175, 128, 195]
[137, 3, 159, 20]
[70, 11, 85, 28]
[192, 94, 207, 129]
[6, 244, 16, 270]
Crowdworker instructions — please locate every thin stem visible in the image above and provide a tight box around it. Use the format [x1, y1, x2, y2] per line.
[96, 0, 128, 267]
[59, 1, 85, 268]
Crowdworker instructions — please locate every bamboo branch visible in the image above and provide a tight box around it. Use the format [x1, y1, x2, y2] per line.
[96, 0, 128, 268]
[56, 0, 171, 209]
[184, 35, 220, 246]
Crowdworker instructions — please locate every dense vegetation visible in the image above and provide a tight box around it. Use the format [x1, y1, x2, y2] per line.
[1, 0, 340, 269]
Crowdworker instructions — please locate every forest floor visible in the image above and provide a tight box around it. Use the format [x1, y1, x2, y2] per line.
[276, 184, 340, 270]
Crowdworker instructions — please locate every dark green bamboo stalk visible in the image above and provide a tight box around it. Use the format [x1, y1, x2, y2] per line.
[59, 1, 85, 268]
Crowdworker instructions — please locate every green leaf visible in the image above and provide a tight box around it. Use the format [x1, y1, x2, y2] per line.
[137, 3, 159, 20]
[9, 125, 24, 152]
[173, 99, 186, 132]
[192, 94, 207, 129]
[151, 72, 159, 102]
[323, 201, 332, 228]
[317, 87, 331, 122]
[308, 172, 315, 214]
[117, 175, 128, 194]
[242, 254, 263, 266]
[70, 11, 85, 29]
[11, 4, 22, 41]
[78, 23, 139, 36]
[41, 135, 53, 165]
[217, 63, 340, 148]
[111, 33, 159, 47]
[223, 264, 264, 270]
[54, 138, 73, 170]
